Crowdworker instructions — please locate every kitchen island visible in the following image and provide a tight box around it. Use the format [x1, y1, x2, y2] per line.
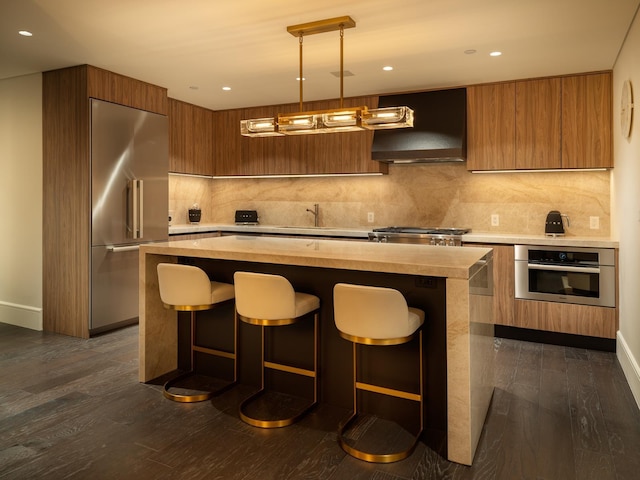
[139, 235, 494, 465]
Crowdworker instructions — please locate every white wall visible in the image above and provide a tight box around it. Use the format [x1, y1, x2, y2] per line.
[0, 73, 43, 330]
[613, 8, 640, 409]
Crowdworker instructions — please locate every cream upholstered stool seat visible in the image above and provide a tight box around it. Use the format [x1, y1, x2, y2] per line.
[157, 263, 237, 403]
[233, 271, 320, 428]
[333, 283, 425, 463]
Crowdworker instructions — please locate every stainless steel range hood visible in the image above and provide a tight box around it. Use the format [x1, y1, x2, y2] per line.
[371, 88, 466, 163]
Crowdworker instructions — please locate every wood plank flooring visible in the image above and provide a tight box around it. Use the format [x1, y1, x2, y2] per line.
[1, 323, 639, 479]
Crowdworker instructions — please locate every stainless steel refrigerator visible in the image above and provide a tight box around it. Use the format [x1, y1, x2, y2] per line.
[90, 99, 168, 334]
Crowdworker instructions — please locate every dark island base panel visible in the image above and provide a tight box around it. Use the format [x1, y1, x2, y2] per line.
[495, 325, 616, 352]
[168, 257, 449, 457]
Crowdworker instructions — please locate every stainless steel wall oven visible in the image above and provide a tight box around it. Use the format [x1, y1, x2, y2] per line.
[515, 245, 616, 307]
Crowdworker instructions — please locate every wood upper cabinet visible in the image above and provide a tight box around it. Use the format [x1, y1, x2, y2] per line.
[169, 98, 215, 176]
[213, 108, 243, 175]
[561, 72, 612, 168]
[467, 72, 612, 171]
[515, 77, 562, 169]
[212, 95, 386, 176]
[467, 82, 516, 170]
[86, 66, 167, 115]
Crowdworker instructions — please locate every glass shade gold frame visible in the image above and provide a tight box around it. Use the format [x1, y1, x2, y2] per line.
[240, 16, 414, 137]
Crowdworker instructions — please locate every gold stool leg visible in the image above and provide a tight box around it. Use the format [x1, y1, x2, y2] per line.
[164, 308, 238, 403]
[239, 312, 319, 428]
[337, 332, 424, 463]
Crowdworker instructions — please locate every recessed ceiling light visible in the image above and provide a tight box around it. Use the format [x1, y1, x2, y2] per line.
[464, 49, 477, 55]
[383, 66, 393, 71]
[222, 86, 231, 91]
[18, 30, 33, 37]
[489, 51, 502, 57]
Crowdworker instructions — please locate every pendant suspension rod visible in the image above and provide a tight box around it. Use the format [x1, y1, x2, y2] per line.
[299, 34, 304, 112]
[340, 25, 344, 108]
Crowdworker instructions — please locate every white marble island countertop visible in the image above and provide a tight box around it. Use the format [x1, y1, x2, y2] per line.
[142, 234, 492, 280]
[140, 233, 494, 466]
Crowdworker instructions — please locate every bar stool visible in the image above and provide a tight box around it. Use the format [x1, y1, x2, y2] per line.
[233, 271, 320, 428]
[157, 263, 237, 403]
[333, 283, 425, 463]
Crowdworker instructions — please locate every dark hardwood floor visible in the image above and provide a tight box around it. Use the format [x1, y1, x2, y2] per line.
[1, 322, 639, 479]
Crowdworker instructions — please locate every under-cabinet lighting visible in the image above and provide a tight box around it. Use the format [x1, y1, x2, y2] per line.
[170, 172, 384, 180]
[211, 173, 384, 179]
[169, 172, 212, 179]
[471, 168, 609, 174]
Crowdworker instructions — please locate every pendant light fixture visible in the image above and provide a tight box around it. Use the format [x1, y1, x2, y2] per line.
[240, 16, 414, 137]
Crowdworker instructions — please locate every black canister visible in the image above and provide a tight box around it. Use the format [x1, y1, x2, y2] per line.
[188, 208, 201, 224]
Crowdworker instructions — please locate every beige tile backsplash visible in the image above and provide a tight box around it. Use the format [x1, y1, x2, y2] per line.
[169, 163, 611, 237]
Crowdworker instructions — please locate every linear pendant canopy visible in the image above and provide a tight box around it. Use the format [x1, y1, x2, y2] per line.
[240, 16, 414, 137]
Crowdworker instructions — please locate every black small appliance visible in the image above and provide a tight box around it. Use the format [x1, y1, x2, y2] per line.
[545, 210, 564, 236]
[235, 210, 259, 224]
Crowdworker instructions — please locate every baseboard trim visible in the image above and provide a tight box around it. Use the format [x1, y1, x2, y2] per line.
[617, 331, 640, 411]
[0, 300, 43, 331]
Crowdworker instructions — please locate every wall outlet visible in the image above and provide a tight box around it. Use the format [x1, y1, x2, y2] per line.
[590, 216, 600, 229]
[491, 214, 500, 226]
[367, 212, 375, 223]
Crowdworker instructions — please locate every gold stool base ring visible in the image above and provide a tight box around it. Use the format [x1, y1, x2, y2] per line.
[337, 412, 423, 463]
[163, 371, 237, 403]
[239, 388, 318, 428]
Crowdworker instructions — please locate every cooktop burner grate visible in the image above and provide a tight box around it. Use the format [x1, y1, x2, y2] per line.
[372, 226, 471, 235]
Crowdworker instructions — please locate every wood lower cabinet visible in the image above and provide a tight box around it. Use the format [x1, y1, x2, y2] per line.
[43, 65, 167, 338]
[514, 299, 616, 339]
[169, 99, 215, 176]
[468, 244, 514, 326]
[467, 71, 612, 171]
[467, 242, 616, 339]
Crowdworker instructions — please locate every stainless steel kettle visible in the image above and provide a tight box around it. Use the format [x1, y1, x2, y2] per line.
[545, 210, 569, 236]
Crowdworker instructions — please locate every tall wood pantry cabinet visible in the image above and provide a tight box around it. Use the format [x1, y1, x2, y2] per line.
[42, 65, 167, 338]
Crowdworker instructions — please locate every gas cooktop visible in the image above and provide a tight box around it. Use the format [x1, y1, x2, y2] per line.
[372, 226, 471, 235]
[368, 226, 471, 245]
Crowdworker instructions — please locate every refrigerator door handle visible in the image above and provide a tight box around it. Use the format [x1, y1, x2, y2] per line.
[107, 245, 140, 253]
[128, 179, 144, 239]
[138, 179, 144, 239]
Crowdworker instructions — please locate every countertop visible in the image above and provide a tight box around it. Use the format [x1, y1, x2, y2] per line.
[462, 233, 618, 248]
[168, 223, 619, 248]
[142, 235, 491, 280]
[169, 223, 370, 238]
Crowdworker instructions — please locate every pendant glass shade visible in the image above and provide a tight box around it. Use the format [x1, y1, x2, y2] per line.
[240, 118, 284, 137]
[277, 113, 321, 134]
[362, 106, 414, 129]
[240, 106, 414, 137]
[239, 16, 414, 138]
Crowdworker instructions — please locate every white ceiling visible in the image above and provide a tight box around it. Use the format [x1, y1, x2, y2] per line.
[1, 0, 638, 111]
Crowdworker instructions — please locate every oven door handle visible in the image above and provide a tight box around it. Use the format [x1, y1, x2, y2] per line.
[527, 263, 600, 274]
